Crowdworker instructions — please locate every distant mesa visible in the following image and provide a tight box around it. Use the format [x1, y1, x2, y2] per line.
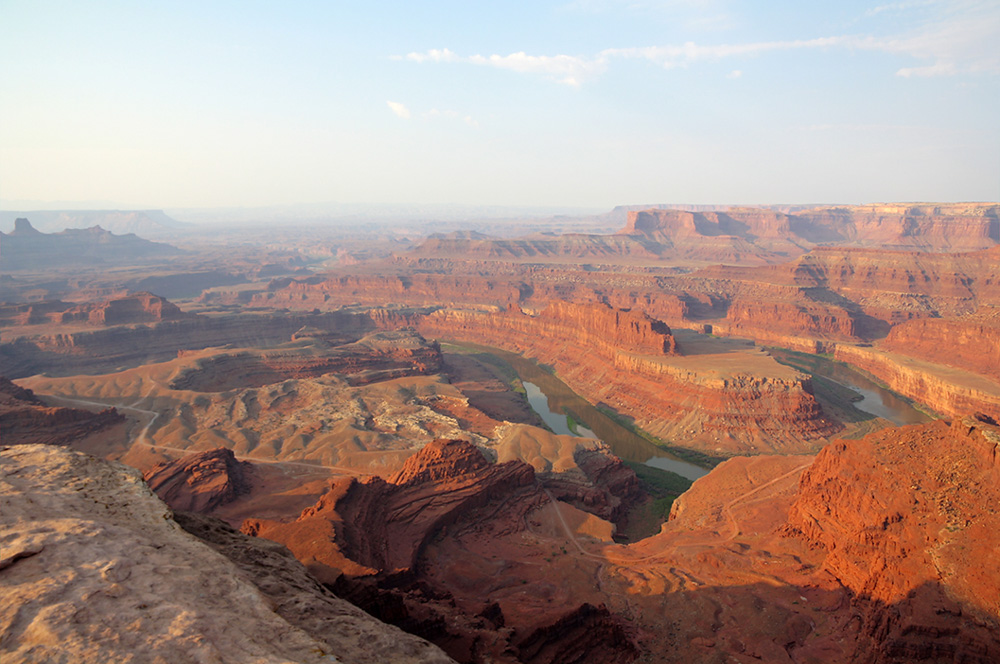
[0, 291, 192, 328]
[11, 217, 42, 235]
[405, 202, 1000, 267]
[620, 203, 1000, 260]
[0, 218, 183, 271]
[0, 209, 189, 237]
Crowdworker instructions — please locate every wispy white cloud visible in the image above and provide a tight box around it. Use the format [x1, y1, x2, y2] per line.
[726, 69, 742, 78]
[403, 37, 843, 86]
[873, 0, 999, 76]
[386, 101, 411, 119]
[403, 48, 604, 86]
[466, 52, 605, 86]
[398, 1, 999, 84]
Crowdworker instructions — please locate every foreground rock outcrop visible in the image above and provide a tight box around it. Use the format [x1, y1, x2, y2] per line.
[785, 416, 1000, 662]
[243, 439, 540, 583]
[0, 444, 454, 664]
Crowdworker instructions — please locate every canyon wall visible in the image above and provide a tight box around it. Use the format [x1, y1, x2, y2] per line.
[254, 273, 527, 310]
[0, 376, 125, 448]
[237, 418, 1000, 664]
[0, 292, 190, 327]
[243, 439, 640, 663]
[243, 243, 998, 363]
[0, 310, 379, 378]
[168, 330, 442, 392]
[714, 299, 859, 352]
[702, 245, 1000, 315]
[834, 345, 1000, 420]
[797, 203, 1000, 251]
[880, 313, 1000, 382]
[622, 203, 1000, 257]
[682, 244, 1000, 350]
[252, 269, 694, 328]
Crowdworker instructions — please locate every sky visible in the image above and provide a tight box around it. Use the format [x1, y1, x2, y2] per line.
[1, 0, 998, 211]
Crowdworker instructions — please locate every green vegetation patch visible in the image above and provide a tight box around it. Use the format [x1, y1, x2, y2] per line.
[625, 461, 692, 497]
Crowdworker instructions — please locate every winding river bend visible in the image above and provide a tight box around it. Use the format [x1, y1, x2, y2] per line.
[464, 345, 710, 482]
[769, 349, 932, 426]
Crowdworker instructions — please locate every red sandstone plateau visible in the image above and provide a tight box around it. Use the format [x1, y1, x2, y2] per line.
[0, 291, 190, 328]
[620, 203, 1000, 258]
[403, 204, 1000, 267]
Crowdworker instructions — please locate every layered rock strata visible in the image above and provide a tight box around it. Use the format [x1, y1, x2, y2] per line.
[173, 511, 456, 664]
[168, 330, 442, 392]
[835, 344, 1000, 420]
[239, 418, 1000, 663]
[243, 438, 643, 664]
[621, 203, 1000, 257]
[880, 312, 1000, 382]
[243, 439, 540, 582]
[0, 309, 380, 378]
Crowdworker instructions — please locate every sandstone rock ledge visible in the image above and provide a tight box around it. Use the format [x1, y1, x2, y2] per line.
[0, 444, 455, 664]
[835, 344, 1000, 420]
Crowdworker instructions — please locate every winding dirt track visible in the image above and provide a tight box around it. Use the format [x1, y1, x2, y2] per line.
[532, 460, 813, 596]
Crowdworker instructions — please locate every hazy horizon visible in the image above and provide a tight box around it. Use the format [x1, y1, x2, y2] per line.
[2, 1, 998, 209]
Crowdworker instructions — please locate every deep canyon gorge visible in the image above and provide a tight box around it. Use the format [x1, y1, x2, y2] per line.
[2, 203, 999, 664]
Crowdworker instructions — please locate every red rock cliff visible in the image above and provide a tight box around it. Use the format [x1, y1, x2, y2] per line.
[880, 313, 1000, 382]
[786, 416, 1000, 662]
[835, 344, 1000, 420]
